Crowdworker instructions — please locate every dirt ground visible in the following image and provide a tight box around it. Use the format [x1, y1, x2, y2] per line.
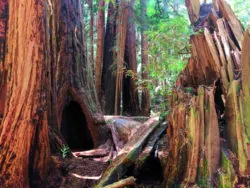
[46, 155, 109, 188]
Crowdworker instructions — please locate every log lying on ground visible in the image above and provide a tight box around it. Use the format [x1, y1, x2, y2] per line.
[73, 148, 110, 158]
[135, 121, 168, 169]
[103, 176, 136, 188]
[94, 117, 159, 187]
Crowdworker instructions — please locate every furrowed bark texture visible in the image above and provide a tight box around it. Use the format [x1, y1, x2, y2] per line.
[0, 0, 8, 121]
[0, 0, 109, 187]
[102, 2, 117, 114]
[0, 1, 50, 186]
[123, 0, 140, 115]
[95, 0, 105, 101]
[164, 0, 250, 187]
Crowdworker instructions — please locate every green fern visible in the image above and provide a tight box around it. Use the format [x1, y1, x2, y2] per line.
[60, 144, 70, 158]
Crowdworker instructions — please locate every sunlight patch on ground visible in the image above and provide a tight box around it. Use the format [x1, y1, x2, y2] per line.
[70, 173, 102, 180]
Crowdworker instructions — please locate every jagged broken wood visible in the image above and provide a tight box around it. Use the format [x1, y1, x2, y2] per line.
[94, 116, 159, 187]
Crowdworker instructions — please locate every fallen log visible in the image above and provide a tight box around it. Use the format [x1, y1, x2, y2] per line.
[135, 121, 168, 169]
[73, 148, 109, 158]
[103, 176, 136, 188]
[94, 116, 159, 187]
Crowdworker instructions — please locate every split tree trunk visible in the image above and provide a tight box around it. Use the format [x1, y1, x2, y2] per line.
[164, 0, 249, 187]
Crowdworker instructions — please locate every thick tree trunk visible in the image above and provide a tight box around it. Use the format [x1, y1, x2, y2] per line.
[95, 0, 105, 101]
[0, 0, 109, 187]
[123, 0, 140, 115]
[0, 1, 50, 186]
[140, 0, 150, 116]
[102, 2, 117, 114]
[114, 0, 129, 115]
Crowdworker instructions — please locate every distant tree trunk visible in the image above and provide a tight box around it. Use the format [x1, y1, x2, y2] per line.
[95, 0, 105, 101]
[114, 0, 129, 115]
[123, 0, 140, 115]
[0, 1, 50, 186]
[140, 0, 150, 116]
[102, 2, 117, 114]
[89, 0, 94, 69]
[0, 0, 109, 187]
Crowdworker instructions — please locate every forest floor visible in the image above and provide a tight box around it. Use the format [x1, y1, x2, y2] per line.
[45, 116, 167, 188]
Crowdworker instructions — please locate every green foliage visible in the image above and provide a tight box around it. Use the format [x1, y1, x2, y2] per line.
[228, 0, 250, 28]
[60, 144, 70, 158]
[143, 5, 192, 112]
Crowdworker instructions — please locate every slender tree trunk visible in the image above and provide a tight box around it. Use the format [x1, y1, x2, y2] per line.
[95, 0, 105, 101]
[123, 0, 140, 115]
[0, 1, 50, 186]
[89, 0, 94, 69]
[102, 2, 117, 114]
[114, 0, 129, 115]
[140, 0, 150, 116]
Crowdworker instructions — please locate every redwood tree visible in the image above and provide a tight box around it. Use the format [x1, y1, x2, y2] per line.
[95, 0, 105, 101]
[123, 0, 140, 115]
[0, 0, 108, 187]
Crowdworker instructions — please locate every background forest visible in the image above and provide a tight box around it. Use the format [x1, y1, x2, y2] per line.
[82, 0, 250, 114]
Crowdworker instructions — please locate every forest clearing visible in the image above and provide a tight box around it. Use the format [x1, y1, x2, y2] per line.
[0, 0, 250, 187]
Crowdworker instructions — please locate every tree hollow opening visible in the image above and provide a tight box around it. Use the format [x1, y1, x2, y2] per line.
[61, 101, 94, 151]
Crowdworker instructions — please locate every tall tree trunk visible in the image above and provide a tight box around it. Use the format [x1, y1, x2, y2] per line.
[102, 2, 117, 114]
[140, 0, 150, 116]
[0, 0, 50, 186]
[123, 0, 140, 115]
[114, 0, 129, 115]
[95, 0, 105, 102]
[88, 0, 94, 70]
[0, 0, 109, 186]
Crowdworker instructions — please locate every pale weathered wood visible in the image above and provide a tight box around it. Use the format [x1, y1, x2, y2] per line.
[95, 117, 159, 187]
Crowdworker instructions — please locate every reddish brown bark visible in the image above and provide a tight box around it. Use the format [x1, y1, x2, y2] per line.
[114, 0, 130, 115]
[95, 0, 105, 101]
[0, 1, 50, 186]
[102, 2, 117, 114]
[0, 0, 109, 186]
[123, 0, 140, 115]
[0, 0, 8, 120]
